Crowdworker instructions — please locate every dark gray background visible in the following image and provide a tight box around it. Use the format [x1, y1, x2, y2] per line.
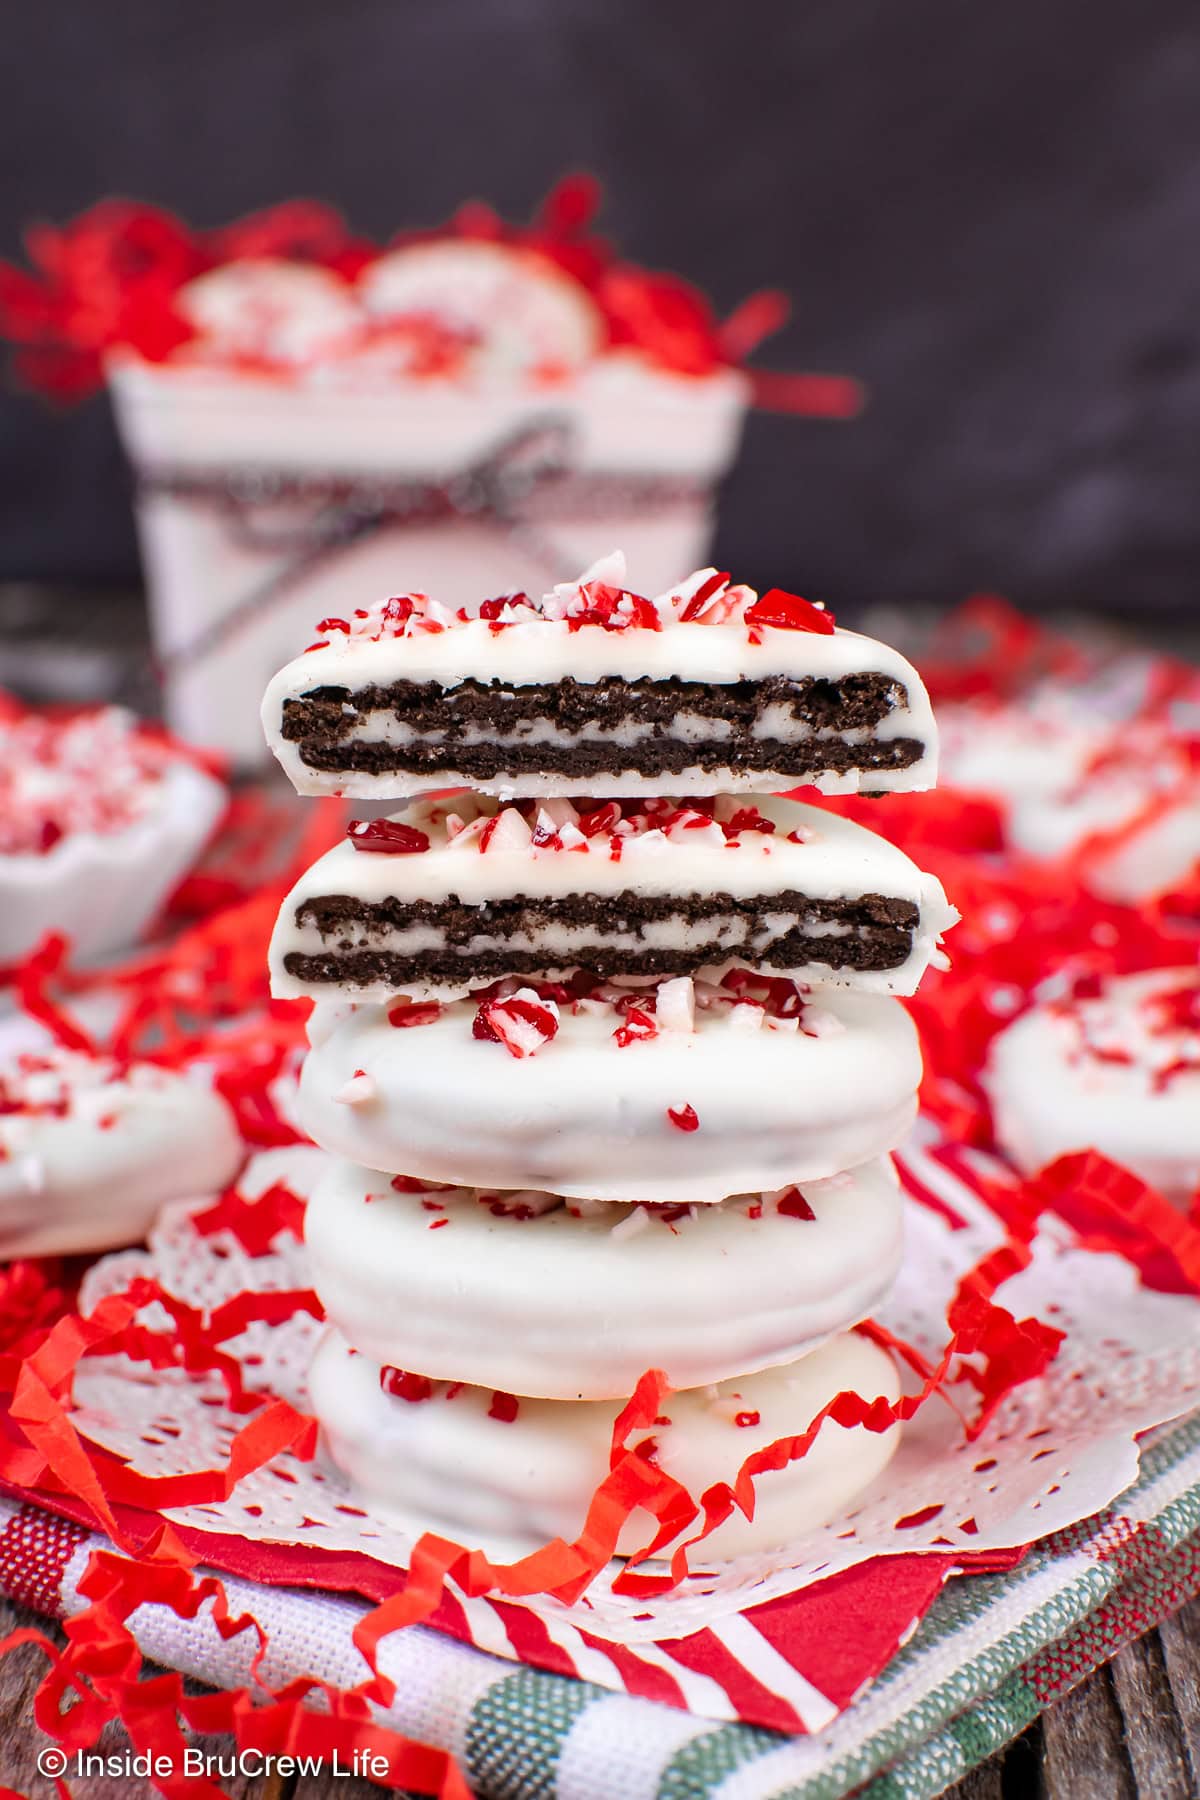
[2, 0, 1198, 618]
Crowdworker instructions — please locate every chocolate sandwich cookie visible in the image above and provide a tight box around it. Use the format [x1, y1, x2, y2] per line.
[295, 975, 922, 1204]
[310, 1326, 901, 1563]
[262, 554, 939, 800]
[269, 792, 957, 1002]
[303, 1154, 904, 1401]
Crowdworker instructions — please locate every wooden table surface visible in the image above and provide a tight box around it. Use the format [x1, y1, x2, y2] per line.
[1, 588, 1197, 1796]
[0, 1587, 1197, 1798]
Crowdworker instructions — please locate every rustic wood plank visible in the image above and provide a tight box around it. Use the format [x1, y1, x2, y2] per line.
[1158, 1596, 1200, 1795]
[0, 1593, 270, 1800]
[941, 1750, 1006, 1798]
[1041, 1664, 1137, 1800]
[1110, 1629, 1194, 1800]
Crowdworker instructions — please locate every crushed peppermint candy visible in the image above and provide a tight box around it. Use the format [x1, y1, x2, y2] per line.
[0, 703, 187, 856]
[613, 1006, 658, 1048]
[310, 560, 840, 644]
[334, 1070, 377, 1105]
[743, 588, 836, 634]
[405, 793, 797, 858]
[347, 818, 430, 855]
[667, 1102, 700, 1132]
[473, 990, 561, 1058]
[655, 976, 696, 1034]
[387, 999, 443, 1029]
[1053, 969, 1200, 1093]
[0, 1051, 167, 1125]
[379, 1367, 434, 1403]
[776, 1187, 818, 1220]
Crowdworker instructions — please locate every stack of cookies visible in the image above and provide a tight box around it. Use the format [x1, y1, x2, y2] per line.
[263, 554, 956, 1561]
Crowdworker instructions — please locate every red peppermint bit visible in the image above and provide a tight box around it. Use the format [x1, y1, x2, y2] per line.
[653, 1413, 673, 1426]
[39, 819, 64, 852]
[777, 1187, 817, 1220]
[420, 1198, 446, 1211]
[445, 1381, 465, 1400]
[578, 800, 622, 838]
[474, 993, 560, 1058]
[1089, 1044, 1134, 1066]
[472, 1004, 500, 1042]
[380, 1366, 434, 1403]
[387, 999, 443, 1028]
[721, 807, 777, 839]
[478, 813, 502, 852]
[786, 828, 809, 844]
[566, 581, 662, 633]
[622, 592, 663, 631]
[667, 1103, 699, 1132]
[719, 967, 806, 1019]
[679, 570, 731, 622]
[488, 1390, 520, 1423]
[531, 817, 562, 850]
[479, 592, 530, 620]
[610, 833, 625, 863]
[303, 641, 330, 653]
[734, 1410, 761, 1428]
[614, 1006, 657, 1048]
[391, 1174, 432, 1192]
[428, 1216, 450, 1229]
[315, 616, 351, 633]
[744, 588, 836, 634]
[353, 608, 370, 619]
[381, 595, 416, 630]
[347, 818, 431, 855]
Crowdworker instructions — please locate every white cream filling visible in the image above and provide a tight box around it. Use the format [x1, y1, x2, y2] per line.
[335, 709, 882, 753]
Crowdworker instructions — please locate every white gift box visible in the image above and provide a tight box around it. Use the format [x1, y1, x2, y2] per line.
[109, 352, 749, 765]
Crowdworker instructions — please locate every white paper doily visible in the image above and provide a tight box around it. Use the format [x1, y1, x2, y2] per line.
[73, 1130, 1200, 1645]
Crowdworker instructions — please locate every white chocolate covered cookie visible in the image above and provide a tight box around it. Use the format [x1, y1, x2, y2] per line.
[262, 555, 938, 800]
[296, 977, 922, 1202]
[270, 793, 957, 1003]
[985, 966, 1200, 1200]
[0, 1048, 243, 1257]
[304, 1155, 903, 1399]
[310, 1326, 902, 1562]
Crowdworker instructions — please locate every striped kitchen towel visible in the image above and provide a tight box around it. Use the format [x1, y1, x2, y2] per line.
[2, 1409, 1199, 1799]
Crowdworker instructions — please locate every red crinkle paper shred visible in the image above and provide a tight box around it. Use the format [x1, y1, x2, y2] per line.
[0, 176, 856, 412]
[0, 1139, 1083, 1798]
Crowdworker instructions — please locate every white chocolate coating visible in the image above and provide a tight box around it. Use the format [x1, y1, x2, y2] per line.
[0, 751, 227, 965]
[359, 240, 603, 376]
[177, 262, 363, 368]
[310, 1327, 902, 1562]
[296, 984, 922, 1202]
[269, 793, 957, 1002]
[261, 560, 938, 800]
[984, 967, 1200, 1201]
[304, 1155, 903, 1399]
[0, 1050, 244, 1257]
